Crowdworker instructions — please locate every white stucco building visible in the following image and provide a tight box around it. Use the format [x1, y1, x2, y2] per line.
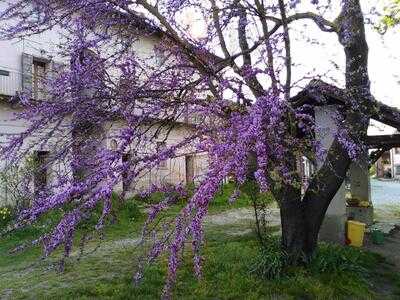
[389, 146, 400, 179]
[0, 16, 208, 206]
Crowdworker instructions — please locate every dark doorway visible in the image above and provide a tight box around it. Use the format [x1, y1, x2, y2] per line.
[122, 153, 131, 192]
[185, 155, 194, 185]
[34, 150, 49, 195]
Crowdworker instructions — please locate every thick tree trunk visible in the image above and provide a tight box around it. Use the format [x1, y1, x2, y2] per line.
[279, 140, 351, 262]
[278, 0, 371, 262]
[280, 195, 307, 263]
[277, 153, 307, 263]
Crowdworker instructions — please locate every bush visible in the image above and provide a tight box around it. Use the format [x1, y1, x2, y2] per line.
[118, 196, 141, 222]
[0, 206, 13, 229]
[309, 243, 374, 276]
[369, 164, 377, 177]
[251, 235, 286, 279]
[251, 237, 379, 281]
[76, 193, 142, 230]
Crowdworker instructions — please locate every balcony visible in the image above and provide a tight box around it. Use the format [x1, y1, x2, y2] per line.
[0, 69, 22, 97]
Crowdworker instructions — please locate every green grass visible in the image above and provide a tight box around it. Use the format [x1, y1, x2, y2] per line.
[0, 186, 397, 299]
[0, 227, 386, 300]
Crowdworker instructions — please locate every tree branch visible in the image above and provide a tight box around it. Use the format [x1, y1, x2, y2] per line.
[254, 0, 278, 93]
[236, 4, 265, 99]
[278, 0, 291, 100]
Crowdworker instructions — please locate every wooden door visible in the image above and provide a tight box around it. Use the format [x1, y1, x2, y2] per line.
[185, 155, 194, 185]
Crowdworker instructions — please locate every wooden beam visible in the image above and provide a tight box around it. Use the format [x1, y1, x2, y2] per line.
[290, 79, 400, 131]
[366, 134, 400, 148]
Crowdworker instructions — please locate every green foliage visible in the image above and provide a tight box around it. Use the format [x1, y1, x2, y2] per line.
[133, 183, 193, 206]
[116, 195, 141, 222]
[0, 155, 38, 209]
[0, 206, 13, 229]
[209, 182, 250, 213]
[0, 186, 392, 299]
[75, 193, 142, 231]
[252, 236, 379, 281]
[0, 225, 388, 300]
[251, 236, 286, 279]
[381, 0, 400, 31]
[309, 243, 377, 276]
[369, 163, 377, 177]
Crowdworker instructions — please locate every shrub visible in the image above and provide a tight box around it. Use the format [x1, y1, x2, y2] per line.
[250, 235, 286, 279]
[251, 237, 379, 281]
[77, 192, 141, 230]
[119, 197, 141, 222]
[0, 155, 38, 210]
[309, 243, 375, 276]
[0, 206, 13, 229]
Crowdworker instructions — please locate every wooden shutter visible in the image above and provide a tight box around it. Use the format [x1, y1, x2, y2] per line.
[21, 53, 33, 92]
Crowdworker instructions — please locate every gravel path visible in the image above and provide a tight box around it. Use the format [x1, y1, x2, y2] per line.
[205, 207, 280, 227]
[372, 178, 400, 206]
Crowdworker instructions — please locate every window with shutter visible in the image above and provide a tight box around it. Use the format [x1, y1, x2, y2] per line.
[21, 54, 53, 100]
[32, 59, 47, 100]
[21, 53, 33, 92]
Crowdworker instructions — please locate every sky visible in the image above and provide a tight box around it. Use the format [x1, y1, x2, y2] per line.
[181, 1, 400, 135]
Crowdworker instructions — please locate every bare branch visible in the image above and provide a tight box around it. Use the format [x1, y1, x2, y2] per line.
[254, 0, 278, 92]
[278, 0, 291, 100]
[236, 4, 265, 99]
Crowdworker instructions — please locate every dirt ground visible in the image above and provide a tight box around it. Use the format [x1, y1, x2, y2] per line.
[364, 226, 400, 298]
[206, 207, 400, 298]
[365, 226, 400, 271]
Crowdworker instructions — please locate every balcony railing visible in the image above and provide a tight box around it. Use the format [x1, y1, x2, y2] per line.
[0, 69, 22, 97]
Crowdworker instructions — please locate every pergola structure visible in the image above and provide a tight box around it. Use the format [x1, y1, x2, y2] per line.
[291, 79, 400, 242]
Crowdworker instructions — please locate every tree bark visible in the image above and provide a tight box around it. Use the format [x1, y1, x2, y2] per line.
[277, 0, 371, 262]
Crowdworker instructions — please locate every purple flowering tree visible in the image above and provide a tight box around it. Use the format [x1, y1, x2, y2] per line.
[1, 0, 400, 297]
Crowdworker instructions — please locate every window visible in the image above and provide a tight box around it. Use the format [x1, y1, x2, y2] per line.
[0, 70, 10, 76]
[156, 141, 168, 168]
[110, 139, 118, 151]
[33, 150, 49, 195]
[396, 148, 400, 155]
[32, 59, 47, 100]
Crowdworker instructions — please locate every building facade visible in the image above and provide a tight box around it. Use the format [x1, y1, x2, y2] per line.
[0, 21, 208, 206]
[375, 147, 400, 179]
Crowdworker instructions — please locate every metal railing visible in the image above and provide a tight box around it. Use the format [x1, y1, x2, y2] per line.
[0, 69, 22, 97]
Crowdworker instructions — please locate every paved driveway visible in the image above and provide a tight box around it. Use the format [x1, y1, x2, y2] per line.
[372, 178, 400, 207]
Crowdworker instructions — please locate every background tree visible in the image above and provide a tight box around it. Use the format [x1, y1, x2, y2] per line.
[1, 0, 400, 297]
[382, 0, 400, 29]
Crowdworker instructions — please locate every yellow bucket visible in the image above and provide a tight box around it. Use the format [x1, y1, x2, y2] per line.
[347, 220, 366, 247]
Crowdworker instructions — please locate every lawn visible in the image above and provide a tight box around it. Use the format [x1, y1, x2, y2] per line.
[0, 184, 398, 299]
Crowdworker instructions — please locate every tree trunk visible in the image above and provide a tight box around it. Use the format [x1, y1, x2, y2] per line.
[278, 0, 370, 262]
[276, 152, 306, 263]
[280, 195, 307, 263]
